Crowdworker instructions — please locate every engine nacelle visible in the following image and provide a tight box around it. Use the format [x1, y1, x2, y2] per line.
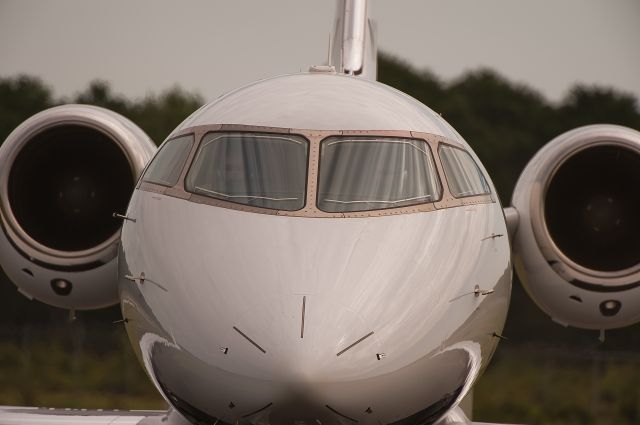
[0, 105, 156, 310]
[512, 124, 640, 330]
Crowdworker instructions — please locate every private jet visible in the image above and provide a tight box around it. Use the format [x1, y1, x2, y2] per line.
[1, 1, 640, 424]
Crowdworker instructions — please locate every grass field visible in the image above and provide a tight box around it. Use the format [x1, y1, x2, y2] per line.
[474, 345, 640, 425]
[0, 325, 639, 424]
[0, 325, 165, 410]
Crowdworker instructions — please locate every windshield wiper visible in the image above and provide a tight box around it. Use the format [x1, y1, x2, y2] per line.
[194, 186, 298, 202]
[322, 194, 433, 205]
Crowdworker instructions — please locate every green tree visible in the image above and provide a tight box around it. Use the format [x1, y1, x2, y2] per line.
[377, 54, 640, 201]
[128, 87, 203, 145]
[558, 85, 640, 131]
[73, 80, 130, 116]
[0, 75, 53, 144]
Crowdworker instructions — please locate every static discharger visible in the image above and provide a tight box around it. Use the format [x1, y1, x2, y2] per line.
[125, 273, 145, 285]
[233, 326, 267, 354]
[301, 296, 307, 339]
[125, 273, 168, 292]
[336, 331, 375, 357]
[241, 403, 273, 418]
[490, 332, 508, 341]
[449, 285, 494, 302]
[325, 405, 358, 422]
[481, 233, 504, 241]
[112, 212, 136, 223]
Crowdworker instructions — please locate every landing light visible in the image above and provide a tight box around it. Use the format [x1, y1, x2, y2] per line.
[50, 278, 72, 296]
[599, 300, 621, 316]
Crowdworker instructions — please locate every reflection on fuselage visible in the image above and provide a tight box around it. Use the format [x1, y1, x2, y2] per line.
[119, 189, 511, 424]
[120, 72, 512, 424]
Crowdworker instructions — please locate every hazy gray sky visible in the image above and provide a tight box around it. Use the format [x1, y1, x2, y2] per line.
[1, 0, 639, 104]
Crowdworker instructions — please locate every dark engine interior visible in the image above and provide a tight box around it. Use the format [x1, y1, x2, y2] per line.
[545, 145, 640, 272]
[8, 125, 134, 252]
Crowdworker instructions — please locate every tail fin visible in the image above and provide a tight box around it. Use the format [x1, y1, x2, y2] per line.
[330, 0, 377, 80]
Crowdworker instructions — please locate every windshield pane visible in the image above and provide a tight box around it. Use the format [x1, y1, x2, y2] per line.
[185, 133, 308, 211]
[318, 137, 441, 213]
[439, 145, 490, 197]
[143, 135, 194, 187]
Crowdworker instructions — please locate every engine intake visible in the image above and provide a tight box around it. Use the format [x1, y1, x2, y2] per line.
[0, 105, 155, 309]
[511, 124, 640, 330]
[544, 145, 640, 273]
[9, 124, 134, 252]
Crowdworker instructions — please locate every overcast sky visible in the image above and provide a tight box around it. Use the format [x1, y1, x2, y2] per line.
[1, 0, 639, 104]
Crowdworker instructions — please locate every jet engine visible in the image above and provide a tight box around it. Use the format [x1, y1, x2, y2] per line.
[0, 105, 156, 310]
[511, 124, 640, 330]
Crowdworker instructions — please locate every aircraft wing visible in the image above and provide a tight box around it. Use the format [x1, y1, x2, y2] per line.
[0, 406, 522, 425]
[0, 406, 173, 425]
[429, 407, 523, 425]
[468, 422, 516, 425]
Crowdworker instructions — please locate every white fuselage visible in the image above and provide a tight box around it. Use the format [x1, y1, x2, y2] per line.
[117, 73, 512, 424]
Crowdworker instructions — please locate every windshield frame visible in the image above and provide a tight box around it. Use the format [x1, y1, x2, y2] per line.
[137, 124, 494, 217]
[316, 136, 443, 213]
[438, 142, 492, 199]
[141, 134, 195, 188]
[183, 131, 310, 212]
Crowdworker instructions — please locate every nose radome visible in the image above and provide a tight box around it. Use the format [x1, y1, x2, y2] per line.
[268, 399, 348, 425]
[218, 293, 383, 383]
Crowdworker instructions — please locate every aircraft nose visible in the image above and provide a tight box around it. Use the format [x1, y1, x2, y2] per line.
[143, 293, 391, 424]
[267, 395, 349, 425]
[220, 293, 383, 384]
[129, 204, 497, 422]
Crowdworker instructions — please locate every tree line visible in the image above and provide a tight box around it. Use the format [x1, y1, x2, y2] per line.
[1, 54, 640, 346]
[0, 76, 203, 150]
[3, 55, 640, 202]
[378, 53, 640, 200]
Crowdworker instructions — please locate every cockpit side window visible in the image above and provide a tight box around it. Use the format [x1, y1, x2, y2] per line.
[142, 134, 194, 187]
[185, 132, 308, 211]
[438, 145, 490, 198]
[317, 137, 442, 213]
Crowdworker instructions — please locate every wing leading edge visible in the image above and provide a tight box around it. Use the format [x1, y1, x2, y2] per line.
[0, 406, 177, 425]
[0, 406, 523, 425]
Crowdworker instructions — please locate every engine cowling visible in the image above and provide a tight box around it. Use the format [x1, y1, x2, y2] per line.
[512, 124, 640, 330]
[0, 105, 156, 310]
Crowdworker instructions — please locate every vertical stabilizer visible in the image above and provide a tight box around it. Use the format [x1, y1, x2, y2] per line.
[330, 0, 377, 80]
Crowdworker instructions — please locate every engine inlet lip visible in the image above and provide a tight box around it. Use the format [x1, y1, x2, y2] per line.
[0, 108, 141, 267]
[531, 139, 640, 284]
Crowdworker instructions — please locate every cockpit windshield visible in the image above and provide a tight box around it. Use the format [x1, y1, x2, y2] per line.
[439, 145, 490, 198]
[185, 133, 308, 211]
[317, 137, 442, 213]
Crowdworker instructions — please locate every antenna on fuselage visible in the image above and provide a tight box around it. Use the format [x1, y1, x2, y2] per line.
[309, 33, 337, 73]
